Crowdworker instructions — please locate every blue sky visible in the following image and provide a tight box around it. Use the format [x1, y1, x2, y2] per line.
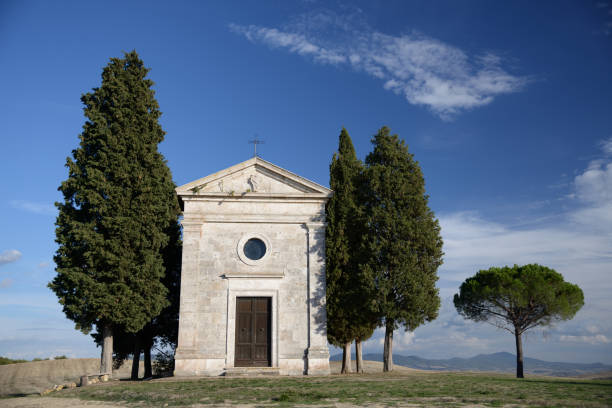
[1, 1, 611, 364]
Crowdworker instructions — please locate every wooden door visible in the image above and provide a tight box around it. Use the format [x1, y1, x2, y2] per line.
[235, 297, 271, 367]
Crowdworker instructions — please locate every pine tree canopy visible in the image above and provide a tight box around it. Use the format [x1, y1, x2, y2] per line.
[453, 263, 583, 378]
[363, 126, 443, 331]
[454, 264, 584, 334]
[50, 51, 181, 335]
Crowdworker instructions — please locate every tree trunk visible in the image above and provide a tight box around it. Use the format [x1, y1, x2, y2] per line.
[341, 342, 353, 374]
[131, 336, 141, 380]
[355, 339, 364, 373]
[100, 324, 113, 377]
[144, 342, 152, 378]
[515, 330, 524, 378]
[383, 322, 394, 372]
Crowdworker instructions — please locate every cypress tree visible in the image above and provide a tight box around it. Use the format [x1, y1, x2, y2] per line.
[362, 126, 443, 372]
[50, 51, 181, 376]
[354, 324, 376, 374]
[326, 128, 372, 374]
[93, 220, 181, 379]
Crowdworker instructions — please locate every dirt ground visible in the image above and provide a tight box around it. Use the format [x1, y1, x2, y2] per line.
[0, 358, 139, 397]
[0, 396, 128, 408]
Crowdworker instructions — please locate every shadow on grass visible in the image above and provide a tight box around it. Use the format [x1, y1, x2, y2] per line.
[523, 379, 612, 387]
[1, 393, 30, 398]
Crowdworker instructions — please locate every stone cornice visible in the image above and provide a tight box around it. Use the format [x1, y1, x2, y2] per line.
[180, 193, 329, 202]
[222, 271, 285, 279]
[181, 215, 325, 224]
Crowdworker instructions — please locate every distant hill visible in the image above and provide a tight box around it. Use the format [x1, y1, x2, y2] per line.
[330, 352, 612, 377]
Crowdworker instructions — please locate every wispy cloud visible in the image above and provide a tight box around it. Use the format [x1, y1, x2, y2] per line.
[0, 278, 14, 288]
[600, 137, 612, 155]
[0, 249, 22, 266]
[10, 200, 56, 215]
[230, 12, 528, 119]
[595, 2, 612, 36]
[560, 334, 610, 345]
[229, 24, 346, 64]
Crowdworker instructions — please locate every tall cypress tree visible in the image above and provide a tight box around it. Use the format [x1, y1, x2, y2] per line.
[92, 219, 181, 379]
[326, 128, 372, 374]
[362, 126, 443, 372]
[50, 51, 181, 376]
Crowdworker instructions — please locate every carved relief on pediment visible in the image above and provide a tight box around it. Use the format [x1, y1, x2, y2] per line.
[176, 157, 332, 197]
[198, 168, 308, 194]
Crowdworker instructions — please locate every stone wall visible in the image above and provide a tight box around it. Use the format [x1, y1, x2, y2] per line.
[174, 163, 331, 376]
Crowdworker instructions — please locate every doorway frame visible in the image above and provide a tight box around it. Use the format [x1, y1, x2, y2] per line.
[226, 289, 278, 369]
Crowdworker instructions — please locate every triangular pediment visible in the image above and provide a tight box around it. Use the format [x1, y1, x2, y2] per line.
[176, 157, 332, 197]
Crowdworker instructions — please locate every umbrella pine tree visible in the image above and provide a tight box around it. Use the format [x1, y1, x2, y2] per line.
[454, 264, 584, 378]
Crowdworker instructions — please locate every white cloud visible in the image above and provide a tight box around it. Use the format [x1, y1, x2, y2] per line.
[0, 249, 22, 266]
[571, 138, 612, 231]
[230, 14, 528, 119]
[586, 325, 601, 334]
[575, 160, 612, 205]
[396, 331, 416, 349]
[439, 211, 612, 285]
[37, 261, 50, 269]
[355, 36, 527, 119]
[601, 137, 612, 155]
[560, 334, 610, 345]
[9, 200, 56, 215]
[374, 329, 415, 351]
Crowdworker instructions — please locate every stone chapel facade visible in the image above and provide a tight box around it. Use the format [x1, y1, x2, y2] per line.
[173, 157, 331, 376]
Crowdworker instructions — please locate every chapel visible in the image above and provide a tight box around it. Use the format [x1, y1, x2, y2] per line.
[173, 157, 332, 376]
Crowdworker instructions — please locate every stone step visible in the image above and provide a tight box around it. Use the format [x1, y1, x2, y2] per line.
[224, 367, 280, 377]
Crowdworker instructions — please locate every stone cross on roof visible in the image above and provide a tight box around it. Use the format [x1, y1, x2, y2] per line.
[248, 138, 264, 157]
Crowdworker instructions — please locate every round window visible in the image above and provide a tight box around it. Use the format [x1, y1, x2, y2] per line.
[243, 238, 266, 260]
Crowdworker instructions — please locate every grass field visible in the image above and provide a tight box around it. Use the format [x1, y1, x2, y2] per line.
[49, 370, 612, 407]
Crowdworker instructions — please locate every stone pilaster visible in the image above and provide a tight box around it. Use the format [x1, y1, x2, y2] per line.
[305, 222, 331, 375]
[174, 218, 202, 376]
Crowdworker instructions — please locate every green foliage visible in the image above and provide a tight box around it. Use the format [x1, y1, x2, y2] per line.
[49, 50, 181, 337]
[152, 351, 175, 377]
[361, 126, 443, 331]
[94, 218, 182, 372]
[151, 218, 182, 349]
[454, 264, 584, 334]
[0, 356, 28, 365]
[325, 128, 375, 346]
[53, 355, 67, 360]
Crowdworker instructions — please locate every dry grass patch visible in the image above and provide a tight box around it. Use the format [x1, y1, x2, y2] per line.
[46, 369, 612, 407]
